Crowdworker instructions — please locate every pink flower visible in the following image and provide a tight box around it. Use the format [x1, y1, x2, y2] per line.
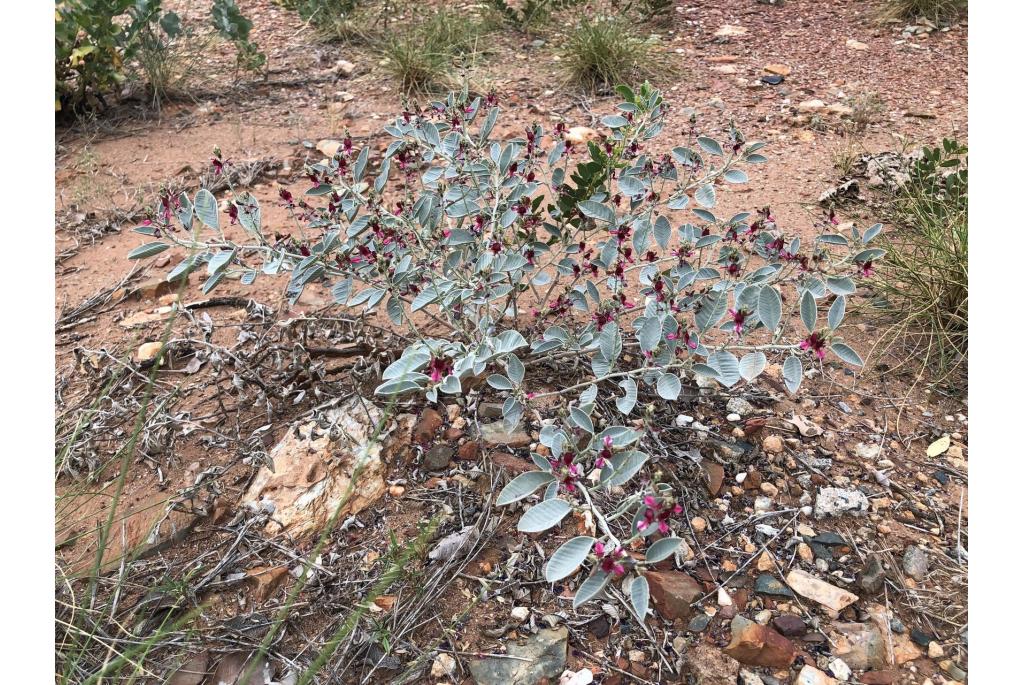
[637, 492, 683, 534]
[858, 260, 874, 277]
[728, 308, 748, 337]
[595, 543, 628, 576]
[800, 332, 828, 360]
[427, 356, 452, 383]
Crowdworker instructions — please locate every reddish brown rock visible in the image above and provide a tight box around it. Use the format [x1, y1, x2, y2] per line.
[723, 616, 797, 669]
[457, 441, 481, 461]
[413, 408, 444, 443]
[772, 614, 807, 636]
[491, 452, 534, 474]
[860, 672, 898, 685]
[646, 571, 703, 620]
[701, 459, 725, 496]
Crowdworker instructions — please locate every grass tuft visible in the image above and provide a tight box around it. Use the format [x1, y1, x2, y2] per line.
[560, 16, 660, 93]
[376, 9, 487, 95]
[871, 138, 967, 385]
[878, 0, 967, 23]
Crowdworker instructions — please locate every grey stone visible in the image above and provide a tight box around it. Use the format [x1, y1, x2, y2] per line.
[688, 614, 712, 632]
[902, 546, 928, 581]
[755, 574, 795, 598]
[682, 643, 740, 685]
[468, 627, 567, 685]
[423, 445, 453, 471]
[859, 555, 886, 593]
[480, 422, 532, 448]
[814, 487, 869, 518]
[727, 397, 755, 416]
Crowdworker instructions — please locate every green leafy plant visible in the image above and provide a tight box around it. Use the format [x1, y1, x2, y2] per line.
[872, 138, 967, 382]
[560, 16, 660, 92]
[130, 84, 880, 615]
[55, 0, 264, 112]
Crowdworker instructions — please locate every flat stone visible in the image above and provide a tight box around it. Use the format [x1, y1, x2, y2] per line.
[859, 672, 897, 684]
[846, 38, 870, 51]
[683, 643, 740, 685]
[412, 408, 444, 443]
[469, 627, 568, 685]
[480, 422, 532, 448]
[772, 615, 807, 636]
[798, 99, 826, 112]
[859, 556, 886, 593]
[785, 570, 858, 611]
[243, 397, 389, 538]
[724, 615, 796, 669]
[755, 574, 795, 598]
[832, 622, 889, 669]
[764, 63, 792, 76]
[715, 25, 749, 38]
[814, 488, 869, 518]
[727, 397, 755, 416]
[423, 445, 453, 471]
[689, 614, 712, 632]
[794, 665, 837, 685]
[702, 459, 726, 496]
[646, 571, 703, 620]
[902, 546, 929, 581]
[762, 435, 784, 453]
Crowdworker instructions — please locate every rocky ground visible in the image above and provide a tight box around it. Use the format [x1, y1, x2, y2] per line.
[55, 1, 968, 684]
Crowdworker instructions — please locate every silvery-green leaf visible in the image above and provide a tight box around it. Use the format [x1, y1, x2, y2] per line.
[439, 375, 461, 394]
[599, 426, 643, 447]
[374, 378, 424, 395]
[630, 575, 650, 620]
[696, 290, 728, 331]
[692, 363, 720, 381]
[503, 397, 523, 430]
[831, 342, 863, 366]
[758, 286, 782, 332]
[723, 169, 748, 183]
[507, 354, 525, 384]
[645, 537, 684, 563]
[695, 183, 716, 209]
[518, 498, 572, 532]
[606, 451, 648, 487]
[617, 174, 645, 197]
[826, 276, 856, 296]
[573, 571, 610, 610]
[578, 200, 616, 223]
[487, 374, 514, 390]
[194, 188, 219, 229]
[709, 350, 740, 387]
[616, 378, 638, 415]
[828, 296, 846, 330]
[579, 383, 598, 409]
[569, 407, 594, 434]
[657, 373, 682, 400]
[818, 233, 849, 246]
[545, 536, 595, 582]
[783, 355, 803, 394]
[497, 471, 556, 506]
[494, 330, 528, 354]
[697, 136, 723, 156]
[739, 352, 767, 382]
[127, 242, 169, 260]
[331, 278, 353, 304]
[800, 290, 817, 332]
[863, 223, 883, 243]
[654, 215, 672, 249]
[638, 316, 662, 353]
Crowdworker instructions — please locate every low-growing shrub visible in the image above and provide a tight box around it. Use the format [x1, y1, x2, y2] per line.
[55, 0, 264, 113]
[130, 85, 879, 613]
[872, 138, 967, 382]
[560, 17, 660, 92]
